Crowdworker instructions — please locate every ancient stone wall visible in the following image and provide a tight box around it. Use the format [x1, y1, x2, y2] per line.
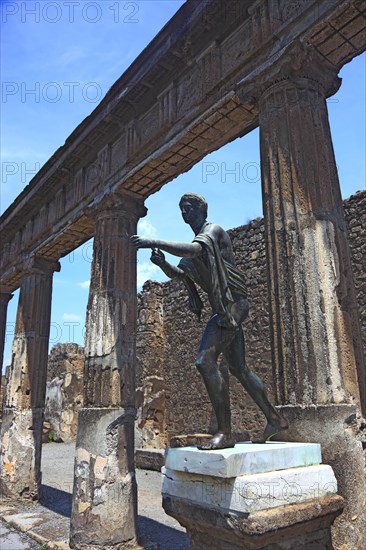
[136, 190, 366, 447]
[343, 191, 366, 350]
[135, 285, 167, 448]
[0, 371, 7, 431]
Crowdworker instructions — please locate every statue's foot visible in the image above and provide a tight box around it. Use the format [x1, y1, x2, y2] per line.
[253, 417, 289, 444]
[197, 432, 235, 451]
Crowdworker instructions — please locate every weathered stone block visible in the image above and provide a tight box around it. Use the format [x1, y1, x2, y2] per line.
[70, 407, 137, 549]
[163, 463, 337, 514]
[135, 448, 164, 471]
[164, 441, 322, 478]
[0, 408, 43, 499]
[163, 441, 343, 549]
[163, 494, 344, 550]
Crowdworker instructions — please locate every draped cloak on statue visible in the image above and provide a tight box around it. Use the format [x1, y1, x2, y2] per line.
[178, 223, 247, 329]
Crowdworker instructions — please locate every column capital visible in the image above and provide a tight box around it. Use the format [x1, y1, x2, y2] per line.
[21, 255, 61, 276]
[239, 41, 341, 108]
[87, 191, 147, 221]
[0, 293, 13, 306]
[0, 284, 14, 300]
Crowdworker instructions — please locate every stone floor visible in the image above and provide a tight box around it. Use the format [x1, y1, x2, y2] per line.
[0, 521, 41, 550]
[0, 442, 189, 549]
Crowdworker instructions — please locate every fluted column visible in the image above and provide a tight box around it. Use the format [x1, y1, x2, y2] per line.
[70, 194, 147, 550]
[0, 286, 13, 371]
[0, 257, 60, 499]
[259, 69, 365, 411]
[258, 64, 366, 548]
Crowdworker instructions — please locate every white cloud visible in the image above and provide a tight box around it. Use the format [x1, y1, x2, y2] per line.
[137, 262, 161, 289]
[77, 280, 90, 289]
[137, 218, 158, 239]
[62, 313, 82, 322]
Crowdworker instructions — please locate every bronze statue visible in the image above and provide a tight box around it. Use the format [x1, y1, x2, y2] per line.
[131, 193, 288, 450]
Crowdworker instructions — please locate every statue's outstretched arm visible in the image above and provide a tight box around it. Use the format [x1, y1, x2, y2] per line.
[131, 235, 202, 258]
[150, 248, 185, 280]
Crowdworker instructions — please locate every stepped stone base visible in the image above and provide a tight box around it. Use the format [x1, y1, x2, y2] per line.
[163, 494, 344, 550]
[162, 442, 344, 549]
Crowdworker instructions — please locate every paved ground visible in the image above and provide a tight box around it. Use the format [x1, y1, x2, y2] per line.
[0, 442, 189, 549]
[0, 521, 41, 550]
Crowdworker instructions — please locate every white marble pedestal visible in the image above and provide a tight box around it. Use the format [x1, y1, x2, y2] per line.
[162, 442, 344, 549]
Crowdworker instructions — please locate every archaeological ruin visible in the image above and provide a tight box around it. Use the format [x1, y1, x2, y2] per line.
[1, 1, 365, 548]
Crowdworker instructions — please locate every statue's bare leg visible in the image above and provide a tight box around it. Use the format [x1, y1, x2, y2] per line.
[195, 316, 235, 450]
[224, 325, 288, 443]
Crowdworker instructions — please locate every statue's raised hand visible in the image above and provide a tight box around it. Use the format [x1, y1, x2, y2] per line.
[130, 235, 154, 249]
[151, 248, 165, 267]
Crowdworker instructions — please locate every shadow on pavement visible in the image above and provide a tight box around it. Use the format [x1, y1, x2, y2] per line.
[40, 485, 72, 518]
[39, 486, 189, 549]
[138, 515, 189, 549]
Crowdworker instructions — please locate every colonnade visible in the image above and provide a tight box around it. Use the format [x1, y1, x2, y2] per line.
[0, 59, 364, 548]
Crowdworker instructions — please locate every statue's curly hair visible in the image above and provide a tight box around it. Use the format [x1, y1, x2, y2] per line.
[179, 193, 208, 218]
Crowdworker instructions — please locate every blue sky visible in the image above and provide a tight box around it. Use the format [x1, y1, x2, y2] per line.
[1, 1, 365, 368]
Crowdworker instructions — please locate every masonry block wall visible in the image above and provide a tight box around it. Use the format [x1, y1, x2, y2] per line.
[136, 190, 366, 447]
[344, 191, 366, 350]
[0, 373, 7, 431]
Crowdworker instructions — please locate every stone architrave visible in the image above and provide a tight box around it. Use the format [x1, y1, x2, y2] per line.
[0, 257, 60, 499]
[70, 193, 147, 550]
[258, 52, 365, 411]
[0, 286, 13, 371]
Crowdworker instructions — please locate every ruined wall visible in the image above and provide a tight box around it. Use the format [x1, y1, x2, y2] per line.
[136, 190, 366, 447]
[0, 371, 7, 431]
[343, 191, 366, 350]
[43, 343, 84, 442]
[135, 285, 167, 448]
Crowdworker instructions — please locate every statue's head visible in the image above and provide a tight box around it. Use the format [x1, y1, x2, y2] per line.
[179, 193, 208, 221]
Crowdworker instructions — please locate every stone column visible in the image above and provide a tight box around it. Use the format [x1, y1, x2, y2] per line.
[259, 67, 365, 411]
[0, 286, 13, 370]
[70, 194, 147, 550]
[258, 55, 366, 548]
[0, 257, 60, 499]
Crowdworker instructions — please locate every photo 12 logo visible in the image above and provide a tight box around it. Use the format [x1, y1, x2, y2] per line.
[2, 81, 103, 104]
[2, 161, 41, 185]
[202, 161, 261, 184]
[2, 2, 140, 24]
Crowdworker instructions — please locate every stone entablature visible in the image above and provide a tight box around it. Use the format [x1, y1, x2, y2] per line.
[1, 0, 364, 291]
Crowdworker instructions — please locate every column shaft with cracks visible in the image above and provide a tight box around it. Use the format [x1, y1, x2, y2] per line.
[0, 286, 13, 371]
[259, 73, 365, 410]
[258, 60, 366, 548]
[0, 257, 60, 499]
[70, 194, 146, 550]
